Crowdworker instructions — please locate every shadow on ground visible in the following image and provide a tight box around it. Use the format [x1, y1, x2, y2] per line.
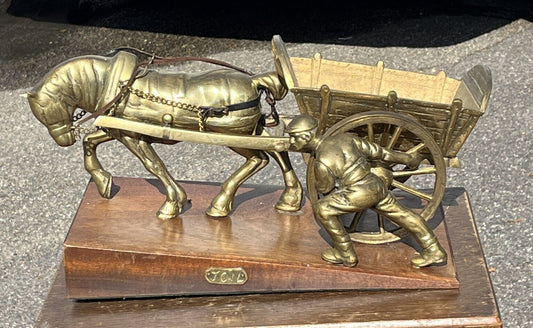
[7, 0, 533, 47]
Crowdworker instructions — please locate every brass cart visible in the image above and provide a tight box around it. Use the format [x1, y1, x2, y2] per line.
[272, 35, 492, 244]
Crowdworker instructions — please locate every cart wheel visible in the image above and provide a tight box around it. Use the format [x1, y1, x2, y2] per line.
[306, 111, 446, 244]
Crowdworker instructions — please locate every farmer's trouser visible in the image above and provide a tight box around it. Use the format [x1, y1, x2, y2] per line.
[313, 173, 437, 249]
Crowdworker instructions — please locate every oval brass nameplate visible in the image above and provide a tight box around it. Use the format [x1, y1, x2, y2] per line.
[205, 267, 248, 285]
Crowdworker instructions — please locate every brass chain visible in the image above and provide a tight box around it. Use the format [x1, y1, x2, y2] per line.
[71, 110, 99, 140]
[126, 86, 207, 131]
[72, 125, 99, 140]
[72, 110, 88, 122]
[127, 87, 200, 112]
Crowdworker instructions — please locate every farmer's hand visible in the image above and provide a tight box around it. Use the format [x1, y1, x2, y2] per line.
[406, 152, 424, 168]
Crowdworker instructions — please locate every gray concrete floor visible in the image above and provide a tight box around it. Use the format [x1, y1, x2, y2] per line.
[1, 1, 531, 327]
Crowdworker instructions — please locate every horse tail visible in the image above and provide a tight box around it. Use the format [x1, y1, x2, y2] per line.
[251, 71, 289, 101]
[250, 71, 288, 129]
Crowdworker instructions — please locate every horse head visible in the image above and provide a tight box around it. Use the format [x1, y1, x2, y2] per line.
[27, 55, 115, 147]
[27, 81, 78, 147]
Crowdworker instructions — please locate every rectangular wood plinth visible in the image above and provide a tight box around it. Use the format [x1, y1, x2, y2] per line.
[37, 182, 502, 327]
[63, 178, 457, 299]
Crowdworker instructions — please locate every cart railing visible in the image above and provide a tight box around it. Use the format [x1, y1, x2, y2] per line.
[289, 53, 461, 105]
[272, 35, 491, 165]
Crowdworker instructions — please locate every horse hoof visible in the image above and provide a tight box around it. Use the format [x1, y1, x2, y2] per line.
[157, 211, 177, 220]
[275, 201, 300, 212]
[94, 173, 113, 199]
[205, 205, 230, 218]
[275, 188, 303, 212]
[156, 201, 180, 220]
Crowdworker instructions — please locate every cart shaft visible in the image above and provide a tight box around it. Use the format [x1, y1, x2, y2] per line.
[94, 116, 292, 152]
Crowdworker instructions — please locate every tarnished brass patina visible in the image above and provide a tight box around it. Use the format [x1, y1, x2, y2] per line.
[27, 50, 303, 219]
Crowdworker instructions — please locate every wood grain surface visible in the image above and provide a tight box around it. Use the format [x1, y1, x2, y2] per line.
[35, 179, 502, 327]
[63, 178, 457, 299]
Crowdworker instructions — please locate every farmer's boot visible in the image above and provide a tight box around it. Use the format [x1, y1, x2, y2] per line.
[321, 240, 358, 267]
[313, 200, 358, 267]
[374, 194, 447, 268]
[411, 237, 447, 268]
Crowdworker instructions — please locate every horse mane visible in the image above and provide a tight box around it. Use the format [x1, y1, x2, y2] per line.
[32, 56, 108, 112]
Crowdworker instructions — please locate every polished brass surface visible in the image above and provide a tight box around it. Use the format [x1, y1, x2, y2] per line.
[271, 35, 492, 160]
[312, 112, 447, 244]
[28, 50, 303, 219]
[27, 35, 490, 270]
[94, 116, 292, 152]
[205, 267, 248, 285]
[287, 114, 447, 268]
[272, 35, 490, 247]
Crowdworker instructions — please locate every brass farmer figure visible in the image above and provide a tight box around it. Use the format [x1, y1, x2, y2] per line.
[287, 115, 447, 268]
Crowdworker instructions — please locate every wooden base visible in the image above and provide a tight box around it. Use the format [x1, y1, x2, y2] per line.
[37, 184, 501, 327]
[63, 178, 457, 299]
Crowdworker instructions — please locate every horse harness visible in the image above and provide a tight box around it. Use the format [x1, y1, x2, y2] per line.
[73, 50, 280, 136]
[124, 84, 267, 132]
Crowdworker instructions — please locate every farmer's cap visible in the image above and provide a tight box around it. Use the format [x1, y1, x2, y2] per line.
[286, 114, 318, 134]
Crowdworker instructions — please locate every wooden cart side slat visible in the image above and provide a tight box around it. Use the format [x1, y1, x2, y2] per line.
[290, 56, 461, 104]
[291, 57, 381, 96]
[446, 110, 483, 150]
[290, 57, 313, 88]
[293, 86, 484, 135]
[294, 90, 388, 129]
[453, 65, 492, 114]
[294, 90, 452, 145]
[318, 85, 332, 135]
[444, 65, 492, 157]
[311, 53, 322, 88]
[441, 100, 462, 156]
[284, 49, 491, 160]
[294, 87, 454, 115]
[296, 102, 457, 154]
[293, 87, 486, 158]
[434, 71, 448, 104]
[446, 114, 482, 157]
[379, 68, 458, 104]
[395, 99, 452, 115]
[372, 61, 385, 94]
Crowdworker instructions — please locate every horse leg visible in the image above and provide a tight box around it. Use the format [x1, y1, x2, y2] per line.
[118, 135, 187, 220]
[83, 129, 114, 198]
[206, 148, 269, 217]
[256, 125, 303, 212]
[267, 151, 303, 212]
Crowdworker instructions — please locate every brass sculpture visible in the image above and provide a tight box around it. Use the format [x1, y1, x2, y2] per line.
[286, 114, 447, 267]
[27, 50, 303, 219]
[27, 35, 492, 269]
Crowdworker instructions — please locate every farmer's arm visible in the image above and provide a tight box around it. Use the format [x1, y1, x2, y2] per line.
[353, 137, 417, 166]
[314, 160, 336, 195]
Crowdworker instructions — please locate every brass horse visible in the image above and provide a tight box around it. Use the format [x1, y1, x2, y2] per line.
[27, 51, 303, 219]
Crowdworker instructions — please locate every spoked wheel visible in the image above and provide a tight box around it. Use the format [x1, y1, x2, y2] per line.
[306, 111, 446, 244]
